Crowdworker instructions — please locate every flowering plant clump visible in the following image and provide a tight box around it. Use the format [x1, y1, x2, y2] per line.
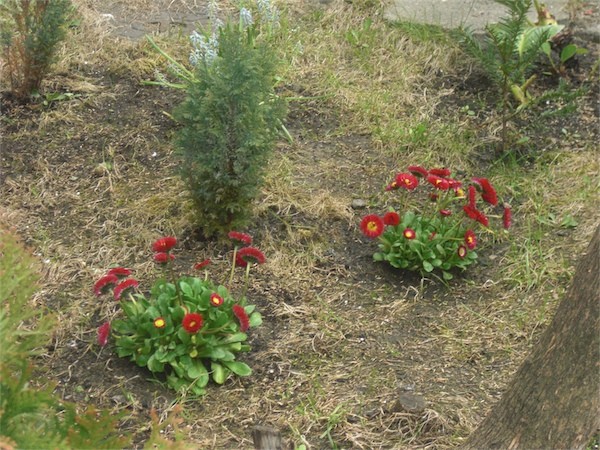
[94, 234, 264, 396]
[360, 166, 511, 281]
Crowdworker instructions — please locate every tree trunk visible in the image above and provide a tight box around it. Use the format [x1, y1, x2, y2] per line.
[464, 225, 600, 450]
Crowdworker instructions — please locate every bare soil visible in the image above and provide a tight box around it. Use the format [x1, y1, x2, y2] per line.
[1, 1, 598, 449]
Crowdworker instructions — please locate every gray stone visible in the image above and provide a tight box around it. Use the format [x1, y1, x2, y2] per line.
[390, 392, 426, 414]
[351, 198, 368, 209]
[384, 0, 570, 31]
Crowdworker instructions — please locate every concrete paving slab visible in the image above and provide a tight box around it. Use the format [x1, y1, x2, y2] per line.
[383, 0, 571, 30]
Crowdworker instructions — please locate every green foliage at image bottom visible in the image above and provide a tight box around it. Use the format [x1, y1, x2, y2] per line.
[0, 230, 130, 449]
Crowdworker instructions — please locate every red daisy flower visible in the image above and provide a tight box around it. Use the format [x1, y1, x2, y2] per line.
[468, 185, 477, 207]
[232, 304, 250, 332]
[464, 229, 477, 249]
[237, 247, 266, 265]
[426, 174, 450, 190]
[472, 178, 498, 206]
[407, 165, 428, 177]
[154, 252, 175, 264]
[182, 312, 203, 333]
[403, 228, 416, 240]
[151, 236, 177, 253]
[360, 214, 384, 239]
[154, 317, 166, 329]
[429, 167, 451, 177]
[194, 259, 211, 270]
[210, 293, 224, 307]
[228, 231, 252, 245]
[457, 245, 468, 259]
[114, 279, 139, 300]
[94, 274, 118, 296]
[439, 209, 452, 217]
[383, 211, 400, 226]
[106, 267, 132, 278]
[395, 173, 419, 190]
[503, 204, 512, 229]
[97, 322, 110, 347]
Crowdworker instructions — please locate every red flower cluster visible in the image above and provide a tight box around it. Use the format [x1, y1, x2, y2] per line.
[232, 305, 249, 332]
[182, 312, 203, 333]
[94, 274, 119, 296]
[94, 266, 138, 300]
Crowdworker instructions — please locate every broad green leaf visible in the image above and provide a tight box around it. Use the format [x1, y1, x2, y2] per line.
[249, 312, 262, 327]
[187, 359, 208, 381]
[559, 44, 577, 63]
[220, 332, 247, 344]
[442, 271, 453, 281]
[211, 362, 228, 384]
[179, 281, 193, 298]
[422, 260, 434, 272]
[223, 361, 252, 377]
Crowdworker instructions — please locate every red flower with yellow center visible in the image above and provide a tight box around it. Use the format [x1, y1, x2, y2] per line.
[457, 245, 468, 259]
[182, 313, 203, 333]
[383, 211, 400, 226]
[232, 304, 250, 332]
[154, 317, 166, 329]
[151, 236, 177, 253]
[426, 174, 450, 190]
[464, 230, 477, 249]
[210, 293, 224, 307]
[360, 214, 384, 239]
[403, 228, 416, 240]
[395, 173, 419, 190]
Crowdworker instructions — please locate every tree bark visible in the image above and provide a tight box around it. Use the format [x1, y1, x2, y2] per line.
[464, 225, 600, 450]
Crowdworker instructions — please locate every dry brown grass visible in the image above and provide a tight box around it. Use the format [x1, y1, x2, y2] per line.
[1, 0, 598, 448]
